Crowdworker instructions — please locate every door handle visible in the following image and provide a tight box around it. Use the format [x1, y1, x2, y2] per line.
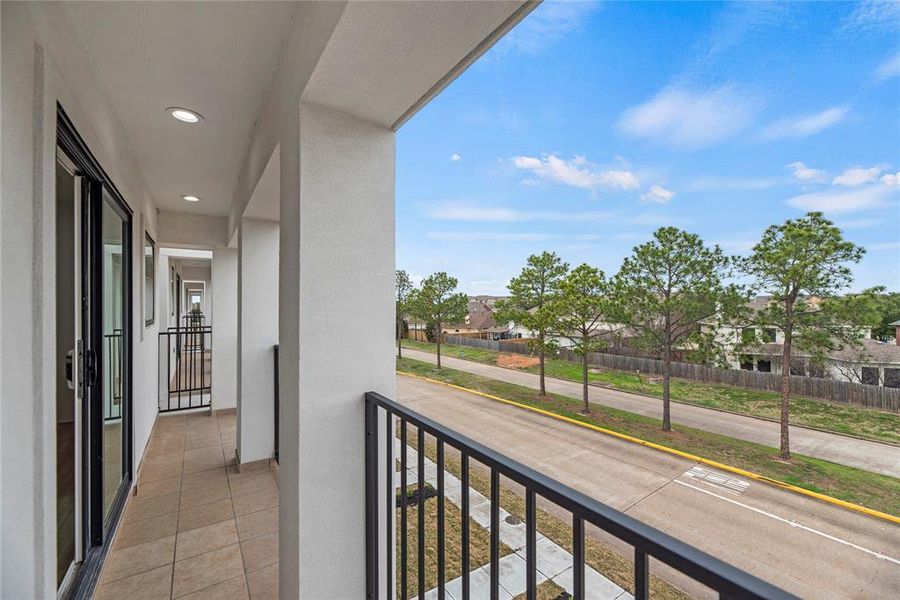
[84, 347, 98, 388]
[65, 349, 75, 390]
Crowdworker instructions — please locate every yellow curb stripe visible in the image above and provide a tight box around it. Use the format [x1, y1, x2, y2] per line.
[398, 370, 900, 525]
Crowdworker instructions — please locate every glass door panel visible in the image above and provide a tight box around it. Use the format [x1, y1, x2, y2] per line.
[101, 191, 126, 522]
[55, 156, 78, 587]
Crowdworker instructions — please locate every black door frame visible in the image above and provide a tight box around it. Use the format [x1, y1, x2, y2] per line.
[57, 104, 134, 599]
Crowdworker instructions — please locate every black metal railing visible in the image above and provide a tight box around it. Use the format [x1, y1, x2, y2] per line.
[273, 344, 279, 462]
[104, 329, 123, 421]
[159, 323, 212, 412]
[364, 391, 796, 600]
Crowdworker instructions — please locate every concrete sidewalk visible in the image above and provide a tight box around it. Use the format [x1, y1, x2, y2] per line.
[402, 348, 900, 478]
[397, 375, 900, 600]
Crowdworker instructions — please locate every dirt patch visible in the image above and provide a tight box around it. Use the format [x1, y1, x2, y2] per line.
[497, 352, 540, 369]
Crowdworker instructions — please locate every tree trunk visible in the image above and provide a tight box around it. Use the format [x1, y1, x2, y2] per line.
[662, 342, 672, 431]
[581, 350, 589, 414]
[662, 316, 672, 432]
[436, 324, 442, 369]
[538, 334, 546, 396]
[397, 316, 402, 359]
[780, 309, 793, 460]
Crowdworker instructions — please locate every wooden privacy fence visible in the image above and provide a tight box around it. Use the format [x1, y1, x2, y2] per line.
[443, 335, 900, 413]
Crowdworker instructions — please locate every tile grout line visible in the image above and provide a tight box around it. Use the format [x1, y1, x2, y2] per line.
[221, 416, 253, 595]
[169, 423, 187, 599]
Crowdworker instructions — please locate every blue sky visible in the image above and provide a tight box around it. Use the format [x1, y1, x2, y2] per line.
[396, 1, 900, 295]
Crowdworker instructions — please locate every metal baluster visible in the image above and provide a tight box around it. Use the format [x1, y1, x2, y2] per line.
[364, 400, 378, 599]
[573, 516, 585, 600]
[176, 328, 182, 409]
[490, 469, 499, 600]
[461, 452, 470, 600]
[417, 429, 425, 600]
[386, 412, 394, 598]
[400, 420, 408, 600]
[526, 490, 537, 600]
[166, 331, 171, 411]
[437, 440, 446, 599]
[634, 549, 649, 600]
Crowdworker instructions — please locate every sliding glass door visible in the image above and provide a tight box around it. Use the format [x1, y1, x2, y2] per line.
[57, 105, 133, 596]
[100, 191, 128, 523]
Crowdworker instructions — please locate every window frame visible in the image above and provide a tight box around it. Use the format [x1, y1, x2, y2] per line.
[143, 231, 156, 327]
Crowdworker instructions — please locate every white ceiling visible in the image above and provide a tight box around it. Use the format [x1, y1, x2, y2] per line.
[64, 1, 300, 217]
[303, 1, 527, 128]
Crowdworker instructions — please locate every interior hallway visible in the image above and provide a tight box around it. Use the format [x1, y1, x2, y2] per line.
[94, 410, 279, 599]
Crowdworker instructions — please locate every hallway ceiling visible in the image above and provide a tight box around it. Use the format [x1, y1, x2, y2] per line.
[64, 1, 299, 217]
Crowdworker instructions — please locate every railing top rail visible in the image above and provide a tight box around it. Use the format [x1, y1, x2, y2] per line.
[161, 325, 212, 334]
[366, 391, 797, 600]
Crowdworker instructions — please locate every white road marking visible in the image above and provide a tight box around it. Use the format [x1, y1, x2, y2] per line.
[674, 479, 900, 566]
[682, 465, 749, 496]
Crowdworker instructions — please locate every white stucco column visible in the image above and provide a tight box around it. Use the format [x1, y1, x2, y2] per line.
[236, 218, 279, 463]
[211, 248, 238, 411]
[279, 101, 396, 599]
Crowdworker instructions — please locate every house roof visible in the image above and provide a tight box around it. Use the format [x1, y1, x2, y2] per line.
[466, 300, 496, 330]
[747, 339, 900, 365]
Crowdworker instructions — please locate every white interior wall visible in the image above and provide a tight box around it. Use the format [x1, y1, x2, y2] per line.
[181, 264, 212, 318]
[237, 218, 279, 463]
[1, 4, 159, 595]
[212, 248, 238, 411]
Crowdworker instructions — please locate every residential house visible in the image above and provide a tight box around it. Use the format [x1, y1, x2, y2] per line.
[707, 297, 899, 387]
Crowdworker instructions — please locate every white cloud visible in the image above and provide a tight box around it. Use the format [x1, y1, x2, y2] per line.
[426, 203, 615, 222]
[630, 212, 694, 227]
[870, 241, 900, 251]
[880, 171, 900, 186]
[496, 1, 599, 55]
[641, 185, 675, 204]
[450, 153, 462, 162]
[875, 51, 900, 80]
[760, 106, 848, 140]
[617, 85, 759, 149]
[787, 161, 827, 182]
[832, 165, 885, 186]
[427, 232, 599, 242]
[686, 175, 785, 191]
[465, 279, 509, 295]
[835, 218, 880, 230]
[787, 185, 896, 214]
[841, 1, 900, 33]
[512, 154, 640, 191]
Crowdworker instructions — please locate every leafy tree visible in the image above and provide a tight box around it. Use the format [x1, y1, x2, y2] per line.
[551, 264, 616, 413]
[859, 287, 900, 342]
[395, 270, 414, 359]
[409, 272, 468, 369]
[496, 252, 569, 395]
[611, 227, 740, 432]
[741, 212, 865, 459]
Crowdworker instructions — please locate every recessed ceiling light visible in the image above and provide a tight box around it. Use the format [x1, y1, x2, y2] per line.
[182, 195, 200, 202]
[166, 107, 203, 123]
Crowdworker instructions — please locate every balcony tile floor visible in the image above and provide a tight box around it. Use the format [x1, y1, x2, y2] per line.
[95, 409, 279, 600]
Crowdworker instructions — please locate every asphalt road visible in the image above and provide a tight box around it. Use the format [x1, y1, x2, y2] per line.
[402, 348, 900, 478]
[397, 375, 900, 599]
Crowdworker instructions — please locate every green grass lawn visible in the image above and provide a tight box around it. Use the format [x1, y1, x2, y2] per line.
[400, 339, 900, 444]
[397, 356, 900, 517]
